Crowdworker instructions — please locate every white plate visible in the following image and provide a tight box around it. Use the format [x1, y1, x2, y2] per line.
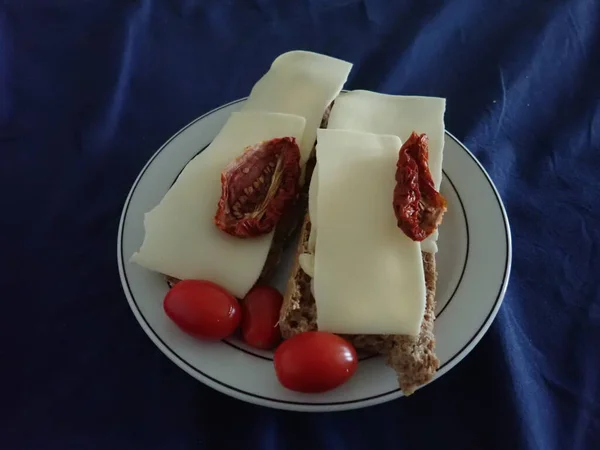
[118, 98, 512, 412]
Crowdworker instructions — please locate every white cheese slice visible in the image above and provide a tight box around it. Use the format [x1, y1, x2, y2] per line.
[313, 129, 426, 336]
[241, 51, 352, 166]
[131, 111, 306, 298]
[328, 91, 446, 253]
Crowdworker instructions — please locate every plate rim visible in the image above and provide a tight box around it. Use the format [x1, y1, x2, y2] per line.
[117, 98, 512, 411]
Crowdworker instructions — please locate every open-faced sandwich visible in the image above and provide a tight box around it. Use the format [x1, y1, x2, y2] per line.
[131, 51, 351, 297]
[130, 51, 447, 395]
[280, 91, 447, 395]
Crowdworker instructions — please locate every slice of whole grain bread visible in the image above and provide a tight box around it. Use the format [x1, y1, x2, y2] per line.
[279, 213, 440, 395]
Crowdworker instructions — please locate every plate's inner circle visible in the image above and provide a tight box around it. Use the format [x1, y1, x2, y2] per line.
[118, 98, 510, 412]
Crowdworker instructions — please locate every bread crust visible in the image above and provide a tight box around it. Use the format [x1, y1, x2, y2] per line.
[279, 213, 440, 395]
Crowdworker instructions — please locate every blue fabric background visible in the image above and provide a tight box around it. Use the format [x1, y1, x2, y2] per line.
[1, 0, 599, 449]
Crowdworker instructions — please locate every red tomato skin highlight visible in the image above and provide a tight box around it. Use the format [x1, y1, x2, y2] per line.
[274, 332, 358, 393]
[163, 280, 241, 340]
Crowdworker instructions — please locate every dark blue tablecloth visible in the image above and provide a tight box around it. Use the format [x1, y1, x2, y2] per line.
[2, 1, 599, 449]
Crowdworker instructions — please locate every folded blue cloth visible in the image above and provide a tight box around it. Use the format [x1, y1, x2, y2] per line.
[1, 1, 599, 449]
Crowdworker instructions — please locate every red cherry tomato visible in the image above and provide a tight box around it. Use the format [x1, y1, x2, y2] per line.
[274, 332, 358, 393]
[163, 280, 241, 340]
[241, 286, 283, 350]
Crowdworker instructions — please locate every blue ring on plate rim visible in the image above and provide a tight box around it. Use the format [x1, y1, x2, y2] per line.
[118, 98, 511, 406]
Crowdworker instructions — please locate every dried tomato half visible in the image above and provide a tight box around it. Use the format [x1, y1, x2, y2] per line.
[214, 137, 301, 238]
[393, 132, 447, 241]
